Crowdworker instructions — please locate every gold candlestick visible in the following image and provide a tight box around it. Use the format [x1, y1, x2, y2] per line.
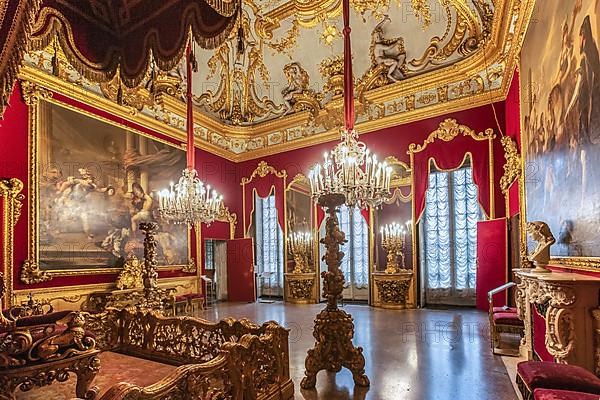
[288, 231, 312, 273]
[380, 222, 407, 274]
[301, 193, 369, 389]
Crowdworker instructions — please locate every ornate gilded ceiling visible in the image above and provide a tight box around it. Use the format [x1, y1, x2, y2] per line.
[21, 0, 535, 162]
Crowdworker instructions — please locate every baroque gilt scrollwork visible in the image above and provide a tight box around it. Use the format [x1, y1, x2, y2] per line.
[288, 279, 314, 300]
[500, 136, 521, 194]
[1, 178, 26, 307]
[115, 256, 144, 290]
[241, 161, 287, 185]
[407, 118, 495, 154]
[282, 62, 322, 120]
[376, 279, 410, 305]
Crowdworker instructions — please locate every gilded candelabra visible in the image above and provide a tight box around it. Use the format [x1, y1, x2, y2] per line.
[138, 222, 167, 311]
[288, 231, 312, 273]
[380, 222, 409, 274]
[301, 193, 369, 389]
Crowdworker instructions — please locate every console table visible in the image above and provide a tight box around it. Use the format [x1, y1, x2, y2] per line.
[372, 271, 414, 309]
[284, 272, 319, 304]
[514, 269, 600, 374]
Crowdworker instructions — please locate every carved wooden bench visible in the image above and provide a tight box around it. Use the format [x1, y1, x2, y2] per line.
[85, 307, 294, 400]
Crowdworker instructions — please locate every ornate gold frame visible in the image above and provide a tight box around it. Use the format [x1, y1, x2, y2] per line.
[21, 81, 194, 283]
[1, 178, 25, 308]
[518, 61, 600, 271]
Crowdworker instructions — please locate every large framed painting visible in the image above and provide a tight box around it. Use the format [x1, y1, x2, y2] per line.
[28, 98, 190, 274]
[521, 0, 600, 267]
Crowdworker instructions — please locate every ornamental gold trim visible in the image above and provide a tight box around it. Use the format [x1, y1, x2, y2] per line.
[500, 136, 521, 194]
[407, 118, 495, 154]
[22, 82, 194, 282]
[1, 178, 25, 308]
[241, 161, 288, 185]
[17, 0, 535, 162]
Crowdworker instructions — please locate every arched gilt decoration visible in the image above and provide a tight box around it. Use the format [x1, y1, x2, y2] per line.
[241, 161, 287, 185]
[241, 161, 287, 235]
[408, 118, 495, 154]
[214, 206, 238, 240]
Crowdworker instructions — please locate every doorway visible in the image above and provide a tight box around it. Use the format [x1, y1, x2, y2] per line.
[419, 163, 483, 306]
[204, 239, 227, 303]
[320, 205, 369, 302]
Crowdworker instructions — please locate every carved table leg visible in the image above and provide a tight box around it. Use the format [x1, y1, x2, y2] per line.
[74, 355, 101, 400]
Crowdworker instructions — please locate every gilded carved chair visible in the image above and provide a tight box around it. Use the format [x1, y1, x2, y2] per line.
[0, 273, 101, 400]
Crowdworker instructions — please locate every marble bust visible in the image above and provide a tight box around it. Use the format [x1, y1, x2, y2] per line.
[526, 221, 556, 272]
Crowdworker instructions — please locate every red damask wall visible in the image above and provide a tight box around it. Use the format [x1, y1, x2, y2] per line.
[0, 79, 511, 299]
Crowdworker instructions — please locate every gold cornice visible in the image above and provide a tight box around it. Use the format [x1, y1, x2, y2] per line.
[17, 0, 534, 163]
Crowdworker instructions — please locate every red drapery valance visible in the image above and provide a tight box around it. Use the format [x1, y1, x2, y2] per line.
[410, 119, 496, 222]
[29, 0, 238, 87]
[241, 163, 287, 236]
[0, 0, 42, 118]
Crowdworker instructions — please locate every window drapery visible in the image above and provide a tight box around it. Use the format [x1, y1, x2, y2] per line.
[423, 165, 481, 303]
[255, 194, 284, 292]
[338, 205, 369, 289]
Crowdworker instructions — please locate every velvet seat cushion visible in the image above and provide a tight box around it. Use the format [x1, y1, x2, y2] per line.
[174, 295, 188, 302]
[492, 312, 524, 326]
[186, 293, 205, 299]
[518, 361, 600, 394]
[533, 388, 600, 400]
[493, 306, 517, 313]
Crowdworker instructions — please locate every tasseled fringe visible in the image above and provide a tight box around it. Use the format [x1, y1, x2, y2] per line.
[0, 0, 43, 119]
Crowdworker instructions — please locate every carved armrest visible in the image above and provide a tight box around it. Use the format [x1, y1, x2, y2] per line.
[0, 311, 97, 368]
[488, 282, 517, 313]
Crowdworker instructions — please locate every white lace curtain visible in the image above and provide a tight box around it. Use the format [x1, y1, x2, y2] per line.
[338, 205, 369, 289]
[255, 194, 284, 291]
[423, 165, 481, 303]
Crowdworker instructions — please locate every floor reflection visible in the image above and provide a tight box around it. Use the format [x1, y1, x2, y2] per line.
[299, 371, 369, 400]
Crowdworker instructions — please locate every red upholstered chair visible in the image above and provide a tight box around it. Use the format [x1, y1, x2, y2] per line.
[533, 388, 600, 400]
[488, 282, 523, 356]
[517, 361, 600, 400]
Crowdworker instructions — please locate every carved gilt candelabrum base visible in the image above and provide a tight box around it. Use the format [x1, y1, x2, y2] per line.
[301, 193, 369, 389]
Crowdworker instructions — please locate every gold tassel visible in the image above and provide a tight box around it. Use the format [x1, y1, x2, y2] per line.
[117, 82, 123, 105]
[52, 41, 59, 76]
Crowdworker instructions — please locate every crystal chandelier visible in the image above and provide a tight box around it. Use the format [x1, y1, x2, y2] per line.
[308, 0, 391, 209]
[158, 44, 223, 225]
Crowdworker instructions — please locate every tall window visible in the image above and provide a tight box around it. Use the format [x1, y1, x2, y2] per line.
[255, 194, 284, 293]
[422, 165, 482, 304]
[338, 205, 369, 289]
[205, 239, 215, 271]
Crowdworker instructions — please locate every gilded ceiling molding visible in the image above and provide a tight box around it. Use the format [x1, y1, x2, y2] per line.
[500, 136, 521, 194]
[241, 161, 288, 185]
[17, 0, 534, 162]
[1, 178, 26, 308]
[407, 118, 495, 154]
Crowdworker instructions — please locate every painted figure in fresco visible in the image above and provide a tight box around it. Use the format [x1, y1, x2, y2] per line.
[54, 168, 111, 238]
[101, 187, 131, 262]
[370, 15, 407, 82]
[281, 62, 310, 111]
[130, 182, 153, 232]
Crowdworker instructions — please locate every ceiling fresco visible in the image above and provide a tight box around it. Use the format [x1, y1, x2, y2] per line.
[21, 0, 534, 161]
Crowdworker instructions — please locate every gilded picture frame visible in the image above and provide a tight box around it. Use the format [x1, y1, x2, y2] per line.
[518, 0, 600, 271]
[22, 81, 193, 283]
